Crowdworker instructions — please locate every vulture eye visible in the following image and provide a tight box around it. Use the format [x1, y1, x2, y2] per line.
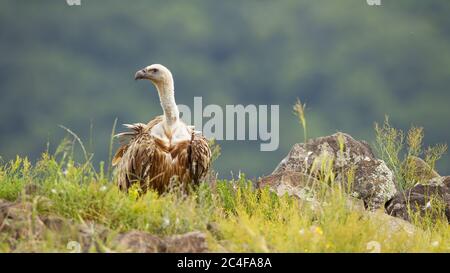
[151, 68, 158, 73]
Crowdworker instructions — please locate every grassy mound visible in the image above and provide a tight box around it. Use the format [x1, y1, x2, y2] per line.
[0, 153, 448, 252]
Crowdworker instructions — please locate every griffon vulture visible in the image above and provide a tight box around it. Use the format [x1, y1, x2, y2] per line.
[113, 64, 211, 194]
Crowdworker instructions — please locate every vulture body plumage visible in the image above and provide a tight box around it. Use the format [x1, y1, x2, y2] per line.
[112, 64, 211, 194]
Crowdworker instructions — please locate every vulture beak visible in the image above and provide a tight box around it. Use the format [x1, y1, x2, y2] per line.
[134, 69, 148, 80]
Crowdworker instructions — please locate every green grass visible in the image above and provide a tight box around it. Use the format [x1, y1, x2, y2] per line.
[375, 116, 447, 190]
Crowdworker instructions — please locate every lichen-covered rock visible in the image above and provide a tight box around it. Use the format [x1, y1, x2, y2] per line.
[385, 176, 450, 223]
[403, 156, 440, 184]
[259, 171, 366, 211]
[0, 199, 46, 241]
[259, 171, 320, 201]
[114, 230, 208, 253]
[353, 159, 397, 210]
[264, 133, 397, 210]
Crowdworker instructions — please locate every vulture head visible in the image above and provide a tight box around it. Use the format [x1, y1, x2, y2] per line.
[135, 64, 174, 93]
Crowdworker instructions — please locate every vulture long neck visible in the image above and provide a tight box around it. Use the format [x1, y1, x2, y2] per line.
[155, 79, 179, 128]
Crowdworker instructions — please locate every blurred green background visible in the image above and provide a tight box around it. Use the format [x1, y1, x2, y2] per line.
[1, 0, 449, 178]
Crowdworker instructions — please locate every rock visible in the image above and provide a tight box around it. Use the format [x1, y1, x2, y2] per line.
[41, 215, 69, 232]
[385, 176, 450, 223]
[0, 199, 14, 224]
[114, 230, 208, 253]
[164, 231, 208, 253]
[77, 221, 110, 252]
[366, 210, 416, 236]
[0, 199, 45, 241]
[0, 199, 14, 233]
[115, 230, 164, 253]
[262, 133, 397, 210]
[0, 198, 83, 251]
[402, 156, 440, 183]
[259, 171, 366, 211]
[1, 198, 207, 253]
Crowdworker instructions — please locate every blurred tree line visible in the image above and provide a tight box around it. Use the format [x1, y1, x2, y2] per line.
[0, 0, 449, 178]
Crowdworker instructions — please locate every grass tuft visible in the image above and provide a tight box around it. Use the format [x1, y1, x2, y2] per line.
[293, 98, 308, 143]
[375, 116, 447, 190]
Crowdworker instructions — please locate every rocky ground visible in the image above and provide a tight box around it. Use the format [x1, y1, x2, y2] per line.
[0, 198, 208, 252]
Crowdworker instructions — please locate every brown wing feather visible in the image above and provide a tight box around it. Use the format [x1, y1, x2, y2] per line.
[114, 116, 162, 191]
[112, 116, 163, 166]
[112, 145, 127, 166]
[188, 133, 211, 184]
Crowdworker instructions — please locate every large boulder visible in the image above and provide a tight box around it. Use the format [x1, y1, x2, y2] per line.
[259, 170, 366, 211]
[256, 171, 416, 237]
[385, 176, 450, 223]
[260, 133, 397, 210]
